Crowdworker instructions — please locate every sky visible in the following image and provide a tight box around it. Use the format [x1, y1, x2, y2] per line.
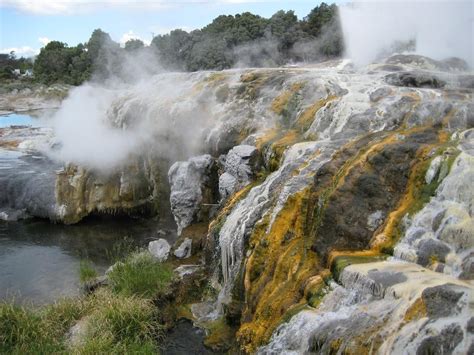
[0, 0, 347, 57]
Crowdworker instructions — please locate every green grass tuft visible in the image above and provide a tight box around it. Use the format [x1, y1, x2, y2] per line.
[79, 260, 98, 283]
[0, 298, 87, 354]
[108, 252, 174, 298]
[74, 289, 162, 354]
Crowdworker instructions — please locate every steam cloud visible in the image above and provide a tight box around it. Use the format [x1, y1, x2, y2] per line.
[340, 0, 473, 67]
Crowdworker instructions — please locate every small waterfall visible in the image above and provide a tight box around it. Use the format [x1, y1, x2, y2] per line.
[217, 170, 281, 308]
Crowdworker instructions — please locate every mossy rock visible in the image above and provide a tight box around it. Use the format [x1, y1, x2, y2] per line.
[330, 254, 388, 281]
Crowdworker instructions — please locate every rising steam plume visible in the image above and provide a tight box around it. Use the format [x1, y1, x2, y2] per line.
[339, 0, 473, 67]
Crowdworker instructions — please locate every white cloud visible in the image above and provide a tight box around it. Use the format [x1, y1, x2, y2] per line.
[1, 0, 284, 15]
[2, 0, 173, 15]
[38, 37, 51, 46]
[119, 30, 151, 47]
[0, 46, 39, 57]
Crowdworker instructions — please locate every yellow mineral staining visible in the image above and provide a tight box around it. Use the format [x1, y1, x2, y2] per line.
[271, 91, 293, 115]
[205, 72, 227, 84]
[240, 71, 260, 83]
[203, 318, 237, 352]
[371, 133, 452, 252]
[402, 91, 421, 103]
[255, 128, 280, 150]
[404, 298, 427, 322]
[303, 274, 327, 307]
[236, 190, 321, 352]
[0, 139, 20, 149]
[295, 95, 337, 132]
[270, 82, 305, 115]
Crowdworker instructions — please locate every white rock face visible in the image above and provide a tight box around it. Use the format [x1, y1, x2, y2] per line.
[219, 145, 259, 201]
[218, 172, 238, 201]
[395, 130, 474, 279]
[260, 261, 473, 354]
[168, 154, 215, 235]
[148, 239, 171, 262]
[174, 238, 192, 259]
[425, 155, 443, 184]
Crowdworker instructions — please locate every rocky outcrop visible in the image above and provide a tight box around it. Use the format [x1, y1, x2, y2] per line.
[385, 71, 446, 88]
[218, 145, 260, 201]
[55, 154, 165, 224]
[168, 154, 218, 235]
[394, 130, 474, 279]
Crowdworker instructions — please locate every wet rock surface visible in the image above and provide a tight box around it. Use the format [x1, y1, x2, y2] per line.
[3, 54, 474, 354]
[168, 154, 218, 235]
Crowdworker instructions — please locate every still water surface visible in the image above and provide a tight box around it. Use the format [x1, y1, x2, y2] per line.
[0, 216, 176, 304]
[0, 110, 52, 128]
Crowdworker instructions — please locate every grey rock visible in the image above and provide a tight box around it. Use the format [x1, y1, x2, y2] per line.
[219, 145, 260, 201]
[367, 210, 384, 231]
[218, 172, 238, 201]
[174, 264, 202, 279]
[369, 87, 391, 102]
[467, 317, 474, 333]
[174, 238, 192, 259]
[385, 71, 446, 89]
[67, 317, 89, 348]
[148, 239, 171, 262]
[224, 145, 259, 182]
[416, 238, 451, 267]
[421, 284, 464, 319]
[459, 253, 474, 280]
[157, 229, 167, 237]
[416, 324, 463, 355]
[168, 154, 216, 235]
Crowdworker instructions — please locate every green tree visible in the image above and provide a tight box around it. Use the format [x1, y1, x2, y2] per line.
[302, 3, 338, 37]
[86, 28, 121, 79]
[152, 29, 193, 70]
[124, 39, 144, 52]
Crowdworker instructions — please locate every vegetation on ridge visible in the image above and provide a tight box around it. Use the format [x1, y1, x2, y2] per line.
[1, 3, 342, 86]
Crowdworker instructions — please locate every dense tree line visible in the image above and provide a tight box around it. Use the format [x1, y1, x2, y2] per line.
[153, 3, 342, 71]
[5, 2, 342, 85]
[0, 52, 34, 80]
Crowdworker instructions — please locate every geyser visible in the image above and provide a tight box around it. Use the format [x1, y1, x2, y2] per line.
[339, 0, 473, 67]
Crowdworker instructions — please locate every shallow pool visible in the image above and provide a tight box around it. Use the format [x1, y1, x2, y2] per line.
[0, 110, 53, 128]
[0, 216, 177, 304]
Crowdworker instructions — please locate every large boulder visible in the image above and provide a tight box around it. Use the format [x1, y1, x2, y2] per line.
[385, 71, 446, 89]
[168, 154, 218, 235]
[218, 145, 260, 201]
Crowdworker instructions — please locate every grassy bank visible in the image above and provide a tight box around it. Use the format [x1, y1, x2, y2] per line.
[0, 249, 175, 354]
